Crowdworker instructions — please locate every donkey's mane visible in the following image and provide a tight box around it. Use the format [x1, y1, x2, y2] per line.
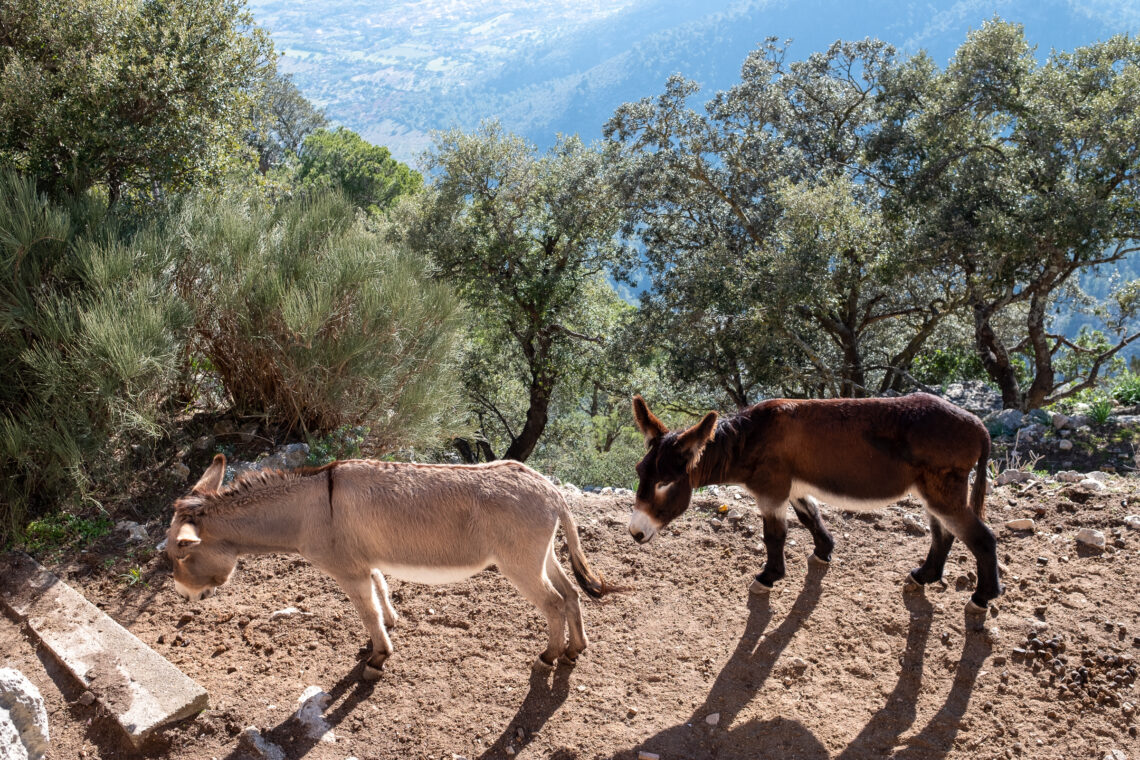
[174, 463, 334, 517]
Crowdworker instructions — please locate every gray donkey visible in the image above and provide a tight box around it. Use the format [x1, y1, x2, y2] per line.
[167, 454, 610, 679]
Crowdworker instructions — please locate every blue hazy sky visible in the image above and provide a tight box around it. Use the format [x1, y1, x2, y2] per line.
[251, 0, 1140, 162]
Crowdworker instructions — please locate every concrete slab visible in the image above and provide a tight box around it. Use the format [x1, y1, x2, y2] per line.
[0, 552, 208, 747]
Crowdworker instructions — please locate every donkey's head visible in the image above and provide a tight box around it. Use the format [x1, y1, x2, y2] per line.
[629, 396, 717, 544]
[166, 454, 238, 602]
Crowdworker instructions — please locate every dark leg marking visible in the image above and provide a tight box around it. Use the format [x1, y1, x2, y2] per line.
[791, 496, 835, 563]
[960, 518, 1002, 609]
[910, 516, 955, 586]
[754, 512, 788, 589]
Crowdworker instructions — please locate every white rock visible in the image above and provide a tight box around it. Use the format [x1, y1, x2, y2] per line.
[1124, 515, 1140, 531]
[1057, 439, 1074, 452]
[1103, 750, 1127, 760]
[994, 469, 1031, 486]
[268, 607, 311, 621]
[902, 513, 928, 535]
[1078, 479, 1107, 492]
[1004, 518, 1036, 532]
[726, 509, 743, 522]
[0, 707, 29, 760]
[0, 669, 49, 760]
[1051, 412, 1070, 430]
[294, 686, 335, 743]
[156, 538, 168, 552]
[1084, 471, 1110, 483]
[1076, 528, 1106, 549]
[705, 712, 720, 726]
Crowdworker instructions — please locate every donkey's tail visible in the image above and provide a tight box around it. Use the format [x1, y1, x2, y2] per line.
[555, 497, 615, 599]
[971, 429, 991, 521]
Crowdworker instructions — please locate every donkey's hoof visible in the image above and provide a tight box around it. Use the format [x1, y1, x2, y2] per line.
[965, 599, 987, 615]
[362, 664, 384, 681]
[808, 553, 831, 566]
[534, 654, 557, 671]
[749, 579, 773, 595]
[558, 653, 580, 667]
[903, 573, 922, 592]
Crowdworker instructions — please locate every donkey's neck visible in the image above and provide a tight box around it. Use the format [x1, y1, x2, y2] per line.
[202, 473, 330, 555]
[689, 418, 754, 488]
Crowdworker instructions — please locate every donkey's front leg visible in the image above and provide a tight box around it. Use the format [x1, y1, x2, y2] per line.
[340, 575, 393, 681]
[751, 508, 788, 594]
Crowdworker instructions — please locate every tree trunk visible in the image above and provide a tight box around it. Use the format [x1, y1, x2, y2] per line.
[973, 302, 1022, 409]
[1023, 289, 1055, 410]
[503, 371, 553, 462]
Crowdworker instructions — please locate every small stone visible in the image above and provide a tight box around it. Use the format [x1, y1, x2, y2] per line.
[170, 462, 191, 481]
[705, 712, 720, 726]
[1078, 478, 1107, 492]
[1004, 518, 1035, 532]
[726, 509, 743, 522]
[902, 513, 927, 535]
[1103, 751, 1127, 760]
[637, 753, 661, 760]
[1124, 515, 1140, 531]
[1076, 528, 1106, 549]
[78, 690, 95, 706]
[505, 748, 515, 757]
[1058, 439, 1074, 452]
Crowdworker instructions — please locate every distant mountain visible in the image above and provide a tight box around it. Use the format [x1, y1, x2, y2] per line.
[247, 0, 1138, 166]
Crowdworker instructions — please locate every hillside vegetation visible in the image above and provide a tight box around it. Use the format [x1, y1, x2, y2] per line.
[0, 1, 1138, 552]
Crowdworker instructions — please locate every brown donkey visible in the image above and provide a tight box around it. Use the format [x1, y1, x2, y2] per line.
[629, 393, 1002, 611]
[167, 454, 609, 679]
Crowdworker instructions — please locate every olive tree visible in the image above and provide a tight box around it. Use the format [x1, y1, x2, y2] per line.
[401, 123, 625, 462]
[875, 21, 1140, 409]
[0, 0, 273, 202]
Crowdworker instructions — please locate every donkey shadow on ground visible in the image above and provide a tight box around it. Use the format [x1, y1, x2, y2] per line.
[610, 563, 991, 760]
[476, 665, 573, 760]
[217, 664, 376, 760]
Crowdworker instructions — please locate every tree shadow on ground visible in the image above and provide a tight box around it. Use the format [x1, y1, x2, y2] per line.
[606, 568, 991, 760]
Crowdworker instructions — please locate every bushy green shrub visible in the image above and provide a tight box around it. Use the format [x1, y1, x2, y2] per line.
[173, 189, 467, 448]
[910, 346, 987, 387]
[0, 173, 191, 544]
[1112, 371, 1140, 406]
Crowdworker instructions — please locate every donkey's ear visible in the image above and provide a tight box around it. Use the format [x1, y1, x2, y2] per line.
[632, 395, 668, 443]
[676, 411, 718, 466]
[192, 453, 226, 495]
[176, 522, 201, 547]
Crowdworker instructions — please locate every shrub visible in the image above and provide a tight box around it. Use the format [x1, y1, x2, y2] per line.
[0, 173, 191, 544]
[1112, 371, 1140, 406]
[174, 189, 467, 449]
[1089, 396, 1113, 425]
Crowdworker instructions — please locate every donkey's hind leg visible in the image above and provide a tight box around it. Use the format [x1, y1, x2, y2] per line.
[340, 574, 394, 680]
[791, 495, 835, 563]
[909, 516, 954, 586]
[922, 473, 1002, 611]
[499, 545, 568, 669]
[371, 569, 399, 627]
[545, 545, 586, 664]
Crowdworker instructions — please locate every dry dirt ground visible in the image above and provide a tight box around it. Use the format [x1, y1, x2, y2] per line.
[2, 480, 1138, 760]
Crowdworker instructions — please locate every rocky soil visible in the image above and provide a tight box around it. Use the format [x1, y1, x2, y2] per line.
[2, 468, 1139, 760]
